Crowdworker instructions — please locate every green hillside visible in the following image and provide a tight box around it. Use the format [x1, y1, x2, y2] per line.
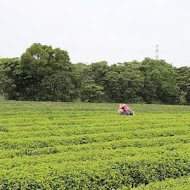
[0, 100, 190, 189]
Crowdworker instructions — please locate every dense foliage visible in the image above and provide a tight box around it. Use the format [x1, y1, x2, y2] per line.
[0, 43, 190, 104]
[133, 176, 190, 190]
[0, 100, 190, 189]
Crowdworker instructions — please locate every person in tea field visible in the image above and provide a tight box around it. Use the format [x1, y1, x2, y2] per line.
[118, 104, 134, 115]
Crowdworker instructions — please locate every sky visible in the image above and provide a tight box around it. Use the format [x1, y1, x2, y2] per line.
[0, 0, 190, 67]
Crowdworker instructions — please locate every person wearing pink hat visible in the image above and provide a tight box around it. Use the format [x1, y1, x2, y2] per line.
[118, 104, 134, 115]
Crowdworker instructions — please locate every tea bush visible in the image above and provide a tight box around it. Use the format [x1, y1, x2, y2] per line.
[0, 100, 190, 189]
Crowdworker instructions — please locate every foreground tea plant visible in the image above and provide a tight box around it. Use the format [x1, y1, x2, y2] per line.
[0, 100, 190, 189]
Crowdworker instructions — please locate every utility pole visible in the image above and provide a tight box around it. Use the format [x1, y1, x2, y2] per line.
[155, 45, 159, 60]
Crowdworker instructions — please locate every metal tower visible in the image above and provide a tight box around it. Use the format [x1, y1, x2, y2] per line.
[155, 45, 159, 60]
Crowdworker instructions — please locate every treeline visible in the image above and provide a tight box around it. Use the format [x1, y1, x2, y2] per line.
[0, 43, 190, 104]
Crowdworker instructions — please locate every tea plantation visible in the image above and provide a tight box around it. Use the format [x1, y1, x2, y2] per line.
[0, 100, 190, 189]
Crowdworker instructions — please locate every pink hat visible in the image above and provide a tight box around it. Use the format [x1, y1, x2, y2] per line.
[119, 104, 127, 109]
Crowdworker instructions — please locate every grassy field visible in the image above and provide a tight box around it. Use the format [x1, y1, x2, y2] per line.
[0, 100, 190, 189]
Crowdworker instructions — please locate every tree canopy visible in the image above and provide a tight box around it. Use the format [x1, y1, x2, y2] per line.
[0, 43, 189, 104]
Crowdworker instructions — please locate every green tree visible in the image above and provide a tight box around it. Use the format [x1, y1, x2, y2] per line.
[0, 58, 20, 100]
[73, 63, 105, 102]
[1, 43, 188, 105]
[18, 43, 72, 101]
[104, 62, 144, 103]
[176, 67, 190, 104]
[141, 58, 180, 104]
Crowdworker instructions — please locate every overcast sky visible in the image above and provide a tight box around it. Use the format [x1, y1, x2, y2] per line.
[0, 0, 190, 67]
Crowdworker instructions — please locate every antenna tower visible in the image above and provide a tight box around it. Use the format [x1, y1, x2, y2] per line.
[155, 45, 159, 60]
